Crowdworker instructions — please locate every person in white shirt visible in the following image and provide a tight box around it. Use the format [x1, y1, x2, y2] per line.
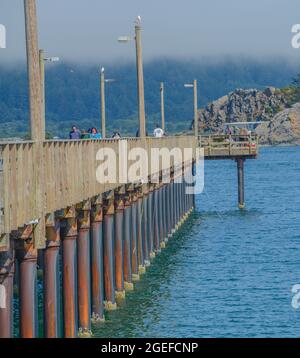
[153, 124, 164, 138]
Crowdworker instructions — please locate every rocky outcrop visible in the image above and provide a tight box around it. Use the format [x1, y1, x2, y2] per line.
[198, 87, 287, 133]
[256, 103, 300, 145]
[196, 87, 300, 145]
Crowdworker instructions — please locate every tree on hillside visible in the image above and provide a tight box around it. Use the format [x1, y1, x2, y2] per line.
[291, 74, 300, 104]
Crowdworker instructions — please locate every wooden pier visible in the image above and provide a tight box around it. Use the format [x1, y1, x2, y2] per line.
[0, 134, 258, 338]
[0, 0, 259, 338]
[0, 137, 197, 338]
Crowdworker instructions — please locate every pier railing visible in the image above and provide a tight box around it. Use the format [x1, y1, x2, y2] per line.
[0, 136, 195, 249]
[199, 134, 259, 158]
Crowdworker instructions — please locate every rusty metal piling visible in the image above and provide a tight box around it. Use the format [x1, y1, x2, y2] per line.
[61, 209, 78, 338]
[123, 190, 133, 291]
[136, 188, 145, 275]
[77, 202, 92, 336]
[131, 191, 139, 282]
[15, 226, 38, 338]
[44, 217, 60, 338]
[90, 197, 105, 322]
[0, 243, 14, 338]
[237, 158, 245, 209]
[103, 194, 117, 311]
[142, 186, 150, 267]
[114, 191, 125, 300]
[147, 186, 155, 259]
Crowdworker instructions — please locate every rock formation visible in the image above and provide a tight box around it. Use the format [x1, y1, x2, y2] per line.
[197, 87, 286, 132]
[196, 87, 300, 145]
[256, 103, 300, 145]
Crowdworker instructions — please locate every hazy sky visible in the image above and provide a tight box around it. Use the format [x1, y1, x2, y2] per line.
[1, 0, 300, 64]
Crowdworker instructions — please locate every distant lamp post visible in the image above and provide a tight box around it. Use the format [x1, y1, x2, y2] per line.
[184, 79, 198, 138]
[39, 49, 59, 134]
[118, 16, 146, 137]
[160, 82, 165, 132]
[100, 67, 115, 139]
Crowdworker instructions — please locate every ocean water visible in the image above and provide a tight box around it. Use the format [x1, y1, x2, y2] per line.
[94, 146, 300, 338]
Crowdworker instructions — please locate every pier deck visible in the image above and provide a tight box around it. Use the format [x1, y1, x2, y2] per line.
[200, 134, 259, 160]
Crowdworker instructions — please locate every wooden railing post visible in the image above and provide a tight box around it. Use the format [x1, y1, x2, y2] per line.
[24, 0, 46, 250]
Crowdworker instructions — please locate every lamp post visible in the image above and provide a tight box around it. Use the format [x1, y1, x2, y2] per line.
[118, 16, 146, 137]
[184, 79, 198, 138]
[100, 67, 115, 139]
[39, 50, 59, 135]
[160, 82, 165, 132]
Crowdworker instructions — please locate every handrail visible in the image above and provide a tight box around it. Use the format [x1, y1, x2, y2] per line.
[0, 135, 197, 247]
[198, 134, 259, 158]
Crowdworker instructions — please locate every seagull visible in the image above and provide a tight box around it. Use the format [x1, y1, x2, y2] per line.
[101, 67, 105, 74]
[136, 15, 142, 25]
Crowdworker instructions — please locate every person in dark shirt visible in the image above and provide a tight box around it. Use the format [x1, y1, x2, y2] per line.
[69, 125, 81, 139]
[112, 131, 121, 139]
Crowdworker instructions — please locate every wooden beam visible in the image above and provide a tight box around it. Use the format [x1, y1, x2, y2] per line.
[24, 0, 44, 141]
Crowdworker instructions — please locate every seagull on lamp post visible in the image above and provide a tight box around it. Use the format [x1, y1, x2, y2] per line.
[136, 15, 142, 26]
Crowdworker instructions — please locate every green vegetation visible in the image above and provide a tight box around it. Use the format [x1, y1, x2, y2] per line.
[0, 58, 299, 139]
[281, 74, 300, 107]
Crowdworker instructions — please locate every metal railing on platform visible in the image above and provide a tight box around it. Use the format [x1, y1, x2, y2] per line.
[199, 134, 259, 158]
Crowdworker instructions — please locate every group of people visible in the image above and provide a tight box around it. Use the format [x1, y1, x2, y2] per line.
[69, 126, 102, 139]
[69, 124, 165, 140]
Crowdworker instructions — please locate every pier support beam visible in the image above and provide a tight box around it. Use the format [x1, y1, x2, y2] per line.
[90, 196, 105, 322]
[142, 185, 150, 267]
[61, 208, 78, 338]
[131, 191, 139, 282]
[0, 243, 14, 338]
[123, 190, 133, 291]
[153, 185, 160, 254]
[161, 184, 167, 245]
[44, 216, 60, 338]
[15, 226, 38, 338]
[114, 190, 125, 300]
[166, 183, 172, 239]
[147, 185, 155, 259]
[103, 193, 117, 310]
[169, 179, 175, 234]
[236, 158, 245, 209]
[77, 201, 92, 336]
[136, 187, 145, 274]
[158, 184, 165, 249]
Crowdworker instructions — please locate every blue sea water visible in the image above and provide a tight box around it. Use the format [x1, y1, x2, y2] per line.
[94, 146, 300, 338]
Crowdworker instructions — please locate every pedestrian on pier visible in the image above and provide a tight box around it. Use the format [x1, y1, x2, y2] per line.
[112, 131, 121, 139]
[90, 127, 102, 139]
[153, 124, 164, 138]
[69, 125, 81, 139]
